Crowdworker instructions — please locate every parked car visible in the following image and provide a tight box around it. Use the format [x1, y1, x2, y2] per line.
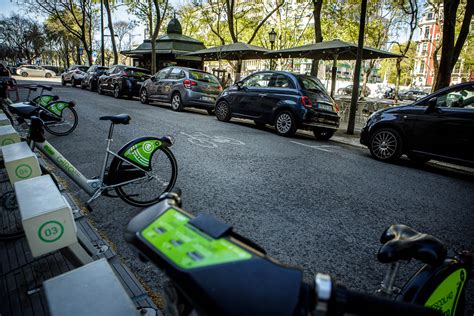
[81, 65, 109, 91]
[398, 89, 429, 101]
[215, 71, 340, 139]
[97, 65, 150, 99]
[42, 65, 62, 76]
[16, 65, 56, 78]
[337, 84, 371, 97]
[360, 81, 474, 167]
[140, 66, 222, 114]
[61, 65, 90, 87]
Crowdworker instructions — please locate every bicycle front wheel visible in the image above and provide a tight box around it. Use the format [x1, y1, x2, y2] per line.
[0, 190, 25, 241]
[44, 107, 78, 136]
[114, 147, 178, 207]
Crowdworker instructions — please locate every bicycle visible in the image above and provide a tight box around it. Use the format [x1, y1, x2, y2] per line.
[4, 83, 78, 136]
[27, 114, 178, 207]
[125, 190, 472, 316]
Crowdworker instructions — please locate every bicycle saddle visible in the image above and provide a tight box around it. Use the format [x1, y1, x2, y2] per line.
[37, 84, 53, 91]
[99, 114, 131, 125]
[378, 224, 447, 266]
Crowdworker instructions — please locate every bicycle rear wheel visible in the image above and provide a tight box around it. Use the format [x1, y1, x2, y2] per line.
[114, 147, 178, 207]
[0, 190, 25, 241]
[44, 107, 78, 136]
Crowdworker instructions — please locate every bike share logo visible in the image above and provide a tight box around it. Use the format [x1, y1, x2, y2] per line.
[124, 140, 160, 168]
[1, 138, 14, 146]
[48, 102, 67, 116]
[15, 164, 32, 179]
[43, 144, 55, 156]
[38, 220, 64, 243]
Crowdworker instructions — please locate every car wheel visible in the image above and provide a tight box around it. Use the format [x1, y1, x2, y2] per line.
[45, 73, 52, 78]
[206, 108, 214, 115]
[170, 93, 183, 111]
[80, 81, 86, 89]
[21, 72, 28, 77]
[61, 77, 66, 86]
[97, 84, 103, 95]
[215, 101, 231, 122]
[407, 154, 430, 165]
[274, 111, 296, 137]
[140, 89, 149, 104]
[313, 128, 335, 140]
[72, 78, 77, 87]
[369, 128, 403, 162]
[113, 85, 122, 98]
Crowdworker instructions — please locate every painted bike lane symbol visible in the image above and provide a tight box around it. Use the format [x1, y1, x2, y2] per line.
[180, 132, 245, 148]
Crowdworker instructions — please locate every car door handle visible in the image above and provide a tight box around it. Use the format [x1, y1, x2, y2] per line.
[258, 94, 267, 97]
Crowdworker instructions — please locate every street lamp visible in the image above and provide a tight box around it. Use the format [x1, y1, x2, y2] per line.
[268, 28, 277, 70]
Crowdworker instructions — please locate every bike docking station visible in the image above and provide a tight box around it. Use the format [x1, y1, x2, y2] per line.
[0, 112, 11, 126]
[14, 174, 93, 266]
[2, 141, 41, 184]
[0, 124, 21, 149]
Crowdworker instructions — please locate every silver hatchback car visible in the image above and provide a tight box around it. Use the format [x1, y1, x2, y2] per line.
[139, 66, 222, 114]
[16, 65, 56, 78]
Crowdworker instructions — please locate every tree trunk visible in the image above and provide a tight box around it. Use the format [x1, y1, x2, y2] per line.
[104, 0, 118, 65]
[311, 0, 323, 76]
[394, 57, 402, 103]
[151, 0, 162, 74]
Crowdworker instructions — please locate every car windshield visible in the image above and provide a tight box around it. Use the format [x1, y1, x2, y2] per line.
[79, 66, 89, 72]
[189, 70, 220, 85]
[297, 75, 328, 94]
[125, 67, 150, 78]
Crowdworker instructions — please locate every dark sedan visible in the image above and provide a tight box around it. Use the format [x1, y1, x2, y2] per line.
[360, 81, 474, 167]
[97, 65, 150, 98]
[215, 71, 340, 139]
[398, 89, 429, 101]
[81, 65, 109, 91]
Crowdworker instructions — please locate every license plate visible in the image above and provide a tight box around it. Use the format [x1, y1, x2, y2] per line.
[202, 96, 214, 102]
[318, 103, 333, 111]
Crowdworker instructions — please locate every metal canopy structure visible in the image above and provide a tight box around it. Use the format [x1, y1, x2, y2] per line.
[184, 42, 270, 61]
[266, 39, 401, 98]
[265, 39, 401, 60]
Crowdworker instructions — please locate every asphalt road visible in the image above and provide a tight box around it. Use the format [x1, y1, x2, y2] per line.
[15, 81, 474, 313]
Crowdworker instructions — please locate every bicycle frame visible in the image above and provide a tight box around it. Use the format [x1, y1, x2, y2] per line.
[32, 134, 150, 204]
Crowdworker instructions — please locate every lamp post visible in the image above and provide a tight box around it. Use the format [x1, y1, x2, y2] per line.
[100, 0, 104, 66]
[268, 28, 277, 70]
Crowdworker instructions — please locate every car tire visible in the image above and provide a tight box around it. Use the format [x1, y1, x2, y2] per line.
[113, 84, 122, 98]
[274, 111, 296, 137]
[80, 81, 86, 89]
[45, 73, 52, 78]
[140, 89, 149, 104]
[313, 128, 335, 140]
[407, 154, 430, 165]
[97, 84, 103, 95]
[369, 128, 403, 162]
[21, 72, 28, 77]
[61, 77, 66, 86]
[170, 93, 183, 111]
[72, 78, 77, 87]
[215, 100, 231, 122]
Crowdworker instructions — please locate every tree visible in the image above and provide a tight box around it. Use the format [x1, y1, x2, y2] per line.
[114, 21, 136, 52]
[32, 0, 94, 65]
[150, 0, 169, 74]
[103, 0, 118, 64]
[0, 14, 45, 63]
[310, 0, 323, 76]
[434, 0, 474, 90]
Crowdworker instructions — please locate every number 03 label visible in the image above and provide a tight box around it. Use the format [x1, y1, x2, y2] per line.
[38, 221, 64, 243]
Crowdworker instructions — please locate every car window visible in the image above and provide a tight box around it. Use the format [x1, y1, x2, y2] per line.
[125, 67, 150, 78]
[243, 73, 272, 88]
[436, 87, 474, 109]
[155, 68, 170, 79]
[269, 74, 293, 88]
[189, 70, 220, 85]
[168, 68, 185, 80]
[297, 75, 328, 93]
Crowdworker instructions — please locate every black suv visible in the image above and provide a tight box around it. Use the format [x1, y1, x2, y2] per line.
[81, 65, 109, 91]
[360, 81, 474, 167]
[97, 65, 151, 98]
[215, 71, 340, 139]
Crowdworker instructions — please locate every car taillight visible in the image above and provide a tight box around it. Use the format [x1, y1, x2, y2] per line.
[301, 96, 313, 109]
[183, 79, 197, 89]
[123, 71, 129, 77]
[333, 102, 340, 114]
[218, 85, 223, 91]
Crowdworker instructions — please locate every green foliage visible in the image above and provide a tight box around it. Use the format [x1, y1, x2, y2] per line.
[379, 41, 416, 84]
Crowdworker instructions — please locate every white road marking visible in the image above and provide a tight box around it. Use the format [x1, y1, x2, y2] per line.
[181, 131, 245, 148]
[290, 141, 334, 152]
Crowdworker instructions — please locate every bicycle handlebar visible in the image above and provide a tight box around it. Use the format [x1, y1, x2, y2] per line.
[125, 191, 443, 316]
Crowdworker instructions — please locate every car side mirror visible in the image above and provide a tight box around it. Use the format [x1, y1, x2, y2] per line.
[151, 76, 156, 82]
[425, 97, 438, 113]
[236, 81, 244, 89]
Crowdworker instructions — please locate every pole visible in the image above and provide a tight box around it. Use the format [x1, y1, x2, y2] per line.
[347, 0, 367, 135]
[100, 0, 105, 66]
[270, 42, 275, 70]
[330, 54, 338, 98]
